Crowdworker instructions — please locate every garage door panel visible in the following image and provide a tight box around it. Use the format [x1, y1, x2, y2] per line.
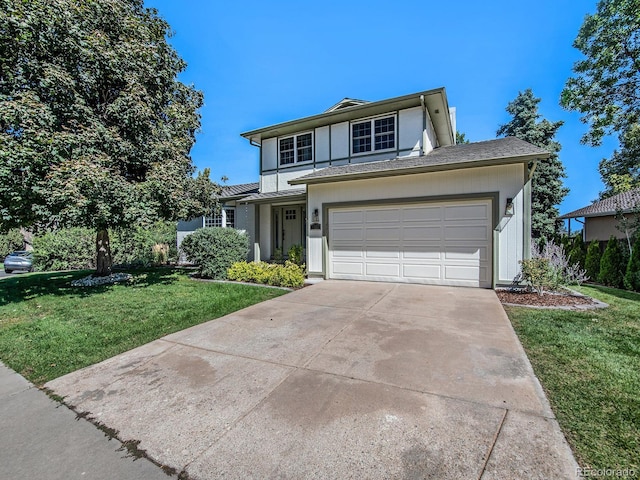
[329, 200, 492, 288]
[403, 264, 442, 279]
[403, 226, 442, 241]
[444, 204, 489, 221]
[365, 227, 401, 241]
[332, 227, 364, 241]
[366, 263, 401, 277]
[444, 225, 489, 241]
[402, 206, 442, 222]
[365, 208, 401, 223]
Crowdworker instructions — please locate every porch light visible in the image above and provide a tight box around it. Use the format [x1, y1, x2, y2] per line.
[505, 198, 514, 216]
[313, 208, 319, 223]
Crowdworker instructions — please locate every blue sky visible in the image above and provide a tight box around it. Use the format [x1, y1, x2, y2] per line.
[144, 0, 617, 215]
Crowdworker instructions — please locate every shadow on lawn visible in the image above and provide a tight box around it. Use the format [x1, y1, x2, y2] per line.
[0, 267, 183, 307]
[584, 283, 640, 303]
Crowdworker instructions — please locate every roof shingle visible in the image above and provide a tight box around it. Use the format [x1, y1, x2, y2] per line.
[560, 188, 640, 219]
[221, 182, 259, 198]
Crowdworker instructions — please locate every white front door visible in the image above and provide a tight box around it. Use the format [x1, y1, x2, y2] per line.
[328, 200, 492, 287]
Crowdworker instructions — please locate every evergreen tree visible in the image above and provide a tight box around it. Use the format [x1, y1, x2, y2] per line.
[624, 235, 640, 291]
[585, 240, 602, 281]
[497, 89, 569, 240]
[568, 235, 586, 269]
[599, 236, 625, 288]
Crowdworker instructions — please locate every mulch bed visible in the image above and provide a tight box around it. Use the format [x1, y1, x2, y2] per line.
[496, 289, 600, 309]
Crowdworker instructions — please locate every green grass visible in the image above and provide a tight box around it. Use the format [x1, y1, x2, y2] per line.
[0, 268, 287, 385]
[505, 285, 640, 471]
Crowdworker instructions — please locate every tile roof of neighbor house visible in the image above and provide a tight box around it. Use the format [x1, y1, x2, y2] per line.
[239, 188, 307, 203]
[220, 182, 259, 198]
[289, 137, 549, 185]
[559, 188, 640, 219]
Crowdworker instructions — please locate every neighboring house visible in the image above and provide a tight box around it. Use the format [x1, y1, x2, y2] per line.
[176, 182, 259, 258]
[559, 188, 640, 243]
[231, 87, 549, 288]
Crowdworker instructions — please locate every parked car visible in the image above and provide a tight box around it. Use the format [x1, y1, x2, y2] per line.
[3, 251, 33, 273]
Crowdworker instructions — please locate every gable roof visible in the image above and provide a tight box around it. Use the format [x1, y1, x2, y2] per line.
[221, 182, 259, 198]
[559, 188, 640, 219]
[241, 87, 455, 148]
[324, 98, 369, 112]
[289, 137, 548, 186]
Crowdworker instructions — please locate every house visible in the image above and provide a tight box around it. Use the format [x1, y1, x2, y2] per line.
[559, 188, 640, 243]
[180, 87, 549, 288]
[176, 182, 259, 257]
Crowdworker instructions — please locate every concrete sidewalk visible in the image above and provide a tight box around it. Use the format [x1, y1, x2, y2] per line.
[45, 281, 580, 479]
[0, 361, 167, 480]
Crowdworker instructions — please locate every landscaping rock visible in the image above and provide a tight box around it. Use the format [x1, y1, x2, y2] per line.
[71, 273, 133, 287]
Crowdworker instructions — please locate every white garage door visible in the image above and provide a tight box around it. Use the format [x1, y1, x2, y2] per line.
[328, 200, 492, 288]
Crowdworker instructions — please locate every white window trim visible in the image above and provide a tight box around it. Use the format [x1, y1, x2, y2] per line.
[204, 207, 236, 228]
[278, 131, 314, 166]
[350, 114, 397, 156]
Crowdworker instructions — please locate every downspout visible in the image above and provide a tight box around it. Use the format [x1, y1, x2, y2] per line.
[420, 95, 426, 156]
[523, 159, 538, 262]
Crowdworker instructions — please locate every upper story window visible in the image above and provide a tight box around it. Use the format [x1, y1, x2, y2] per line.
[352, 116, 395, 154]
[279, 132, 313, 165]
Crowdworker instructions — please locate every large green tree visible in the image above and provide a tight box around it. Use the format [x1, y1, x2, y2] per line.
[0, 0, 218, 275]
[560, 0, 640, 198]
[497, 89, 569, 240]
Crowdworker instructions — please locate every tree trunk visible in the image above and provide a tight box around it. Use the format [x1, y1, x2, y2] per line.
[96, 229, 112, 277]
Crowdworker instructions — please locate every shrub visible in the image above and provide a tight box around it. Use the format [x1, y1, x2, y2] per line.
[519, 258, 554, 296]
[228, 261, 305, 288]
[180, 227, 248, 279]
[598, 236, 625, 288]
[584, 240, 602, 281]
[33, 227, 95, 271]
[287, 244, 304, 265]
[272, 248, 284, 264]
[624, 236, 640, 291]
[568, 235, 586, 269]
[0, 229, 24, 257]
[111, 221, 178, 267]
[530, 239, 588, 288]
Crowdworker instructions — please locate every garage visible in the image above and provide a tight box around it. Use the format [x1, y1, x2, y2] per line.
[328, 200, 492, 288]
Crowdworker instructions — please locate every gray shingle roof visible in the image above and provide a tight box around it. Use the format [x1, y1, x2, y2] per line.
[559, 188, 640, 219]
[239, 188, 306, 203]
[221, 182, 259, 198]
[289, 137, 548, 185]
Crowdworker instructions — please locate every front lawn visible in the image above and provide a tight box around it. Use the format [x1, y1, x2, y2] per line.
[505, 285, 639, 472]
[0, 268, 287, 385]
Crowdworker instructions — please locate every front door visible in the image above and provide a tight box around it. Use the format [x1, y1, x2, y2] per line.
[282, 206, 302, 254]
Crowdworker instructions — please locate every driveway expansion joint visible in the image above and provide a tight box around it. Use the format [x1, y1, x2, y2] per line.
[477, 408, 508, 480]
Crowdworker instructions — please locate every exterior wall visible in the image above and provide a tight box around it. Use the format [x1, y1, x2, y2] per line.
[260, 106, 435, 193]
[306, 163, 526, 285]
[235, 203, 256, 261]
[584, 215, 637, 241]
[258, 204, 272, 261]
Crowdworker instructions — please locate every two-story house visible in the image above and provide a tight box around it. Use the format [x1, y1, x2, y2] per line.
[182, 87, 549, 288]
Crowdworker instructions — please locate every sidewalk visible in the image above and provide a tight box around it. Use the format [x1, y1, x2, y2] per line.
[0, 361, 168, 480]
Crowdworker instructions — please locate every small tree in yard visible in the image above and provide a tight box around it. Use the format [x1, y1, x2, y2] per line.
[585, 240, 602, 281]
[599, 236, 625, 288]
[624, 236, 640, 292]
[0, 0, 218, 276]
[568, 235, 586, 269]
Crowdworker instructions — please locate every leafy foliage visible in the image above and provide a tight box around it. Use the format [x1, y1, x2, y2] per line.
[227, 261, 305, 288]
[455, 131, 470, 144]
[624, 236, 640, 291]
[519, 258, 554, 296]
[497, 89, 568, 240]
[180, 228, 249, 279]
[287, 244, 304, 266]
[585, 240, 602, 281]
[567, 235, 586, 269]
[599, 236, 626, 287]
[0, 0, 218, 273]
[0, 228, 24, 257]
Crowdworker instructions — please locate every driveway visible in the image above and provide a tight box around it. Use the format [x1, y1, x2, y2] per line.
[46, 281, 578, 479]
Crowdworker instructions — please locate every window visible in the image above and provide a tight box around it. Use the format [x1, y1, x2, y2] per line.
[351, 116, 395, 154]
[285, 209, 297, 220]
[279, 132, 313, 165]
[204, 208, 235, 228]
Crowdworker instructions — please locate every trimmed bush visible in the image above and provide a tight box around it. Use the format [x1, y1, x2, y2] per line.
[519, 258, 554, 296]
[111, 222, 177, 267]
[180, 227, 248, 279]
[598, 236, 625, 288]
[287, 244, 304, 265]
[568, 235, 586, 269]
[33, 227, 95, 271]
[0, 229, 24, 257]
[585, 240, 601, 281]
[228, 261, 305, 288]
[624, 236, 640, 291]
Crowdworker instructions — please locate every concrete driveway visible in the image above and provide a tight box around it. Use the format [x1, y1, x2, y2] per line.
[46, 281, 578, 479]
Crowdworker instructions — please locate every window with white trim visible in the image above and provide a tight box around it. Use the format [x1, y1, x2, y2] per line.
[351, 116, 395, 154]
[279, 132, 313, 165]
[204, 207, 235, 228]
